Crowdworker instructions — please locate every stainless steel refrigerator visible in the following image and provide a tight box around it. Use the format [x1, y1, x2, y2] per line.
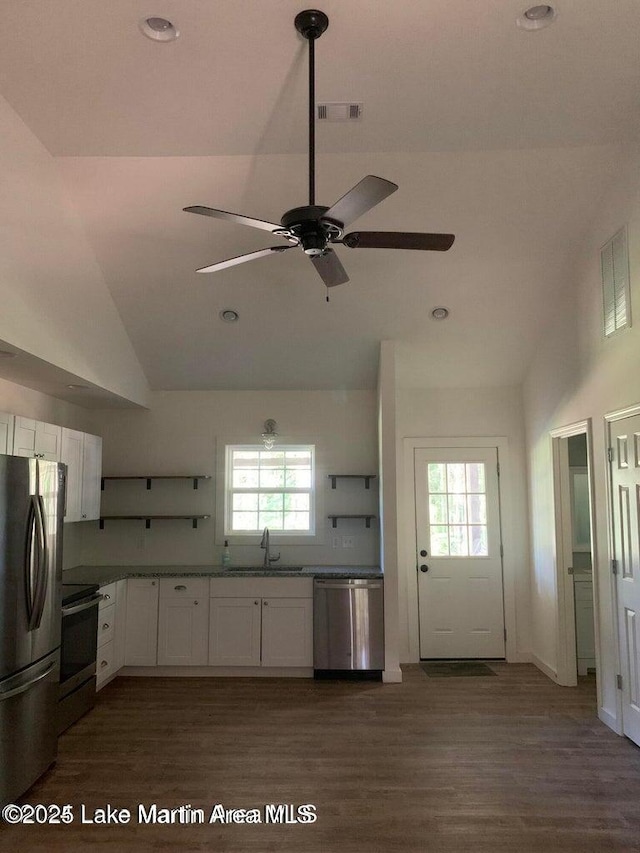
[0, 454, 65, 804]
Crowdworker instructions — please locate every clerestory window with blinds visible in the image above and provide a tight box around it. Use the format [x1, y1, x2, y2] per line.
[601, 226, 631, 338]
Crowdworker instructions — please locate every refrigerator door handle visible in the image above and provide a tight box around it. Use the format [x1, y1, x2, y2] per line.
[24, 497, 38, 627]
[0, 662, 55, 702]
[31, 496, 48, 631]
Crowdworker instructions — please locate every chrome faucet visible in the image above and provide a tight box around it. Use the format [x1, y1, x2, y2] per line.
[260, 527, 281, 568]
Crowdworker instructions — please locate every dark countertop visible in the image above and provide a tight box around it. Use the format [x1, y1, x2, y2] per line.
[62, 564, 383, 585]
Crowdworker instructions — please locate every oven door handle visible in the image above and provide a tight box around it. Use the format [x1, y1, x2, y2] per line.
[62, 594, 103, 616]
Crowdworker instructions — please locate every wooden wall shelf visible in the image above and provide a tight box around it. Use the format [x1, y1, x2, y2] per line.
[328, 474, 377, 490]
[101, 475, 210, 490]
[327, 514, 376, 529]
[98, 514, 210, 530]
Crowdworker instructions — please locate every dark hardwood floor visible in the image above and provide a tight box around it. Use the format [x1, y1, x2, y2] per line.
[3, 664, 640, 852]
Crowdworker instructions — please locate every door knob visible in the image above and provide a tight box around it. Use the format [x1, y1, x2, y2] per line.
[420, 549, 428, 557]
[420, 564, 429, 573]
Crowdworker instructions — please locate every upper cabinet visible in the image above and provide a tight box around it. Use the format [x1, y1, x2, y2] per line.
[60, 428, 103, 522]
[13, 417, 62, 460]
[0, 412, 14, 455]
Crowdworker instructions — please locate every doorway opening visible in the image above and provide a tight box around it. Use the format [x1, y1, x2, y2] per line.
[551, 422, 598, 693]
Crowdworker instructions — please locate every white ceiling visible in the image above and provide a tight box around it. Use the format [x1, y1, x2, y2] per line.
[0, 0, 638, 391]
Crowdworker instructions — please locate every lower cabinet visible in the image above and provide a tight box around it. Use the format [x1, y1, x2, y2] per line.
[157, 579, 209, 666]
[209, 578, 314, 669]
[96, 579, 126, 690]
[124, 579, 159, 667]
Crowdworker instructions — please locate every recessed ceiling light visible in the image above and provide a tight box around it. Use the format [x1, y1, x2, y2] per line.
[139, 17, 180, 42]
[431, 307, 449, 321]
[0, 350, 17, 359]
[219, 309, 239, 323]
[67, 384, 89, 391]
[517, 5, 556, 30]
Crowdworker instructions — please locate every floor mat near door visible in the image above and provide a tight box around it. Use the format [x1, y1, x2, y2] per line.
[420, 661, 497, 677]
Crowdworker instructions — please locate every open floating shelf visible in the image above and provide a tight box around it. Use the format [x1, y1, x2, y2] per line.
[328, 474, 377, 490]
[327, 514, 377, 529]
[101, 475, 211, 490]
[99, 514, 210, 530]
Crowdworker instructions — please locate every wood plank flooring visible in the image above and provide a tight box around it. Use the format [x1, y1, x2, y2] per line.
[2, 664, 640, 852]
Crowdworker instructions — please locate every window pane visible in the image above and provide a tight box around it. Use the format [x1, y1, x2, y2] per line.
[467, 494, 486, 524]
[447, 464, 466, 493]
[232, 512, 257, 530]
[259, 493, 283, 511]
[448, 493, 467, 524]
[233, 494, 258, 511]
[428, 464, 446, 493]
[259, 512, 283, 529]
[285, 450, 312, 466]
[283, 512, 309, 530]
[233, 468, 259, 488]
[285, 469, 311, 488]
[260, 468, 284, 488]
[284, 494, 310, 511]
[470, 526, 488, 556]
[449, 526, 468, 556]
[233, 450, 260, 464]
[260, 451, 284, 468]
[466, 463, 485, 493]
[430, 525, 449, 556]
[429, 494, 447, 524]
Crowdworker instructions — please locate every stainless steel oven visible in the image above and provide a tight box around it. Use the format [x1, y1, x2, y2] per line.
[58, 584, 101, 734]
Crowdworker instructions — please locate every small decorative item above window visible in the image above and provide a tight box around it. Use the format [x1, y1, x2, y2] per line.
[261, 419, 278, 450]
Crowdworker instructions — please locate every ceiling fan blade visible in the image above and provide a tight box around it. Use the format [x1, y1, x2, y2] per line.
[342, 231, 455, 251]
[184, 206, 283, 234]
[196, 246, 292, 274]
[310, 249, 349, 287]
[323, 176, 398, 228]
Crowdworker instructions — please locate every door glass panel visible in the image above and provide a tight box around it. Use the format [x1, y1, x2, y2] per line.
[427, 462, 489, 557]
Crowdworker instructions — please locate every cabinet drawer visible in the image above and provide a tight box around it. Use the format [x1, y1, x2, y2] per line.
[96, 639, 115, 687]
[97, 604, 116, 648]
[160, 578, 209, 599]
[210, 577, 313, 598]
[99, 583, 117, 609]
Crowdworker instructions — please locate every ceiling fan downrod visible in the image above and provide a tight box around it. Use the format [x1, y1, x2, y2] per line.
[295, 10, 329, 207]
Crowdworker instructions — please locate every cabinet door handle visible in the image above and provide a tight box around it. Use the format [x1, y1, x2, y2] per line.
[100, 660, 108, 669]
[102, 623, 110, 630]
[254, 600, 259, 605]
[103, 594, 111, 601]
[174, 585, 187, 591]
[194, 600, 198, 605]
[263, 600, 269, 606]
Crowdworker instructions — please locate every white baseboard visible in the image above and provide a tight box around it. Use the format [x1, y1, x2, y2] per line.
[531, 653, 558, 683]
[598, 706, 621, 735]
[383, 668, 403, 683]
[119, 666, 313, 678]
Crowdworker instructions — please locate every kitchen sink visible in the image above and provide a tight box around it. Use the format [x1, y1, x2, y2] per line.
[228, 566, 304, 572]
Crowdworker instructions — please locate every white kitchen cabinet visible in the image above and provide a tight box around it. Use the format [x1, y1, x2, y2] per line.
[261, 598, 313, 667]
[113, 579, 127, 671]
[157, 579, 209, 666]
[60, 428, 102, 522]
[13, 417, 61, 460]
[124, 579, 159, 667]
[209, 578, 313, 669]
[209, 598, 262, 666]
[96, 580, 127, 690]
[0, 412, 14, 454]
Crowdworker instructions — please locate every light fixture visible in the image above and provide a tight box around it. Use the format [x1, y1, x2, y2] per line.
[517, 5, 556, 30]
[139, 17, 180, 42]
[261, 419, 278, 450]
[219, 309, 239, 323]
[431, 307, 450, 320]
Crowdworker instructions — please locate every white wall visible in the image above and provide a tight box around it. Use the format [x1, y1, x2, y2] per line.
[394, 382, 531, 663]
[524, 143, 640, 730]
[0, 93, 148, 406]
[80, 389, 378, 567]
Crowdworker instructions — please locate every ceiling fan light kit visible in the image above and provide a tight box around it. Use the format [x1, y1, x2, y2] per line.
[184, 9, 455, 293]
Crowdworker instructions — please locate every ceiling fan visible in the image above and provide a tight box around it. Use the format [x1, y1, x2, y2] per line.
[184, 9, 455, 290]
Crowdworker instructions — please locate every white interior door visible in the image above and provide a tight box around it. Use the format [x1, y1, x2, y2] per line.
[415, 447, 505, 659]
[609, 414, 640, 746]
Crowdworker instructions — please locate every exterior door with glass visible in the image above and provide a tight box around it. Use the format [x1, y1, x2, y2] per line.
[415, 447, 505, 659]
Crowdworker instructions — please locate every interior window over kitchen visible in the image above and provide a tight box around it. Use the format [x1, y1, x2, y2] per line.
[225, 445, 315, 535]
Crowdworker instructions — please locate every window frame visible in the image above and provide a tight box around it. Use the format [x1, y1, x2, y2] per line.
[222, 443, 317, 541]
[601, 225, 632, 339]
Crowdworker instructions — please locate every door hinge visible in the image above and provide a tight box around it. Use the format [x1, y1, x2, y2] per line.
[607, 447, 614, 463]
[612, 559, 618, 575]
[616, 673, 623, 690]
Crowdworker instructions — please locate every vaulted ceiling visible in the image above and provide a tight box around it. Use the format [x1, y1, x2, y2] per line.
[1, 0, 638, 390]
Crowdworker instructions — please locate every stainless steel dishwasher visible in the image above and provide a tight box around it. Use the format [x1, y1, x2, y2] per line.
[313, 578, 384, 679]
